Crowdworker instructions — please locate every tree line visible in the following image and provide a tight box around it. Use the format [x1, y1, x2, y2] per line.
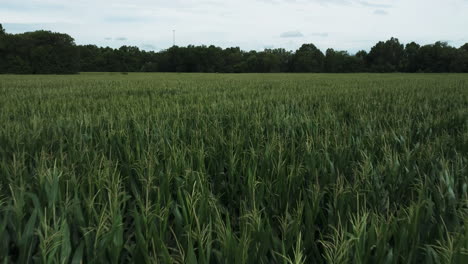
[1, 24, 468, 74]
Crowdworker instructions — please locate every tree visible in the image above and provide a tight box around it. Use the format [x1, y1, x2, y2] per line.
[2, 25, 468, 74]
[254, 49, 284, 73]
[367, 37, 404, 72]
[457, 44, 468, 72]
[291, 44, 324, 72]
[353, 50, 368, 71]
[325, 49, 347, 72]
[118, 46, 143, 71]
[461, 43, 468, 52]
[417, 42, 459, 72]
[0, 29, 79, 74]
[0, 24, 6, 72]
[223, 47, 244, 72]
[402, 42, 421, 72]
[25, 31, 79, 73]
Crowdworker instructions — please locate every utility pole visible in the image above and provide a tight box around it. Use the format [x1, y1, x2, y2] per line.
[173, 30, 175, 46]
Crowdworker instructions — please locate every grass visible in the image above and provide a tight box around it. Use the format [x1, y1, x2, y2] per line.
[0, 73, 467, 263]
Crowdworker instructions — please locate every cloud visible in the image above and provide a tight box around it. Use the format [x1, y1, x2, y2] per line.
[311, 32, 329, 37]
[258, 0, 354, 7]
[2, 23, 44, 33]
[140, 44, 157, 50]
[1, 2, 65, 11]
[280, 31, 304, 38]
[259, 0, 392, 8]
[2, 22, 78, 33]
[1, 0, 467, 52]
[359, 1, 392, 8]
[373, 9, 388, 15]
[104, 16, 148, 23]
[115, 37, 127, 41]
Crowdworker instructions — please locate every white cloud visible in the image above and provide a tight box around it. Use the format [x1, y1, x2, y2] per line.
[311, 32, 329, 37]
[359, 1, 392, 8]
[1, 0, 467, 51]
[280, 31, 304, 38]
[140, 44, 157, 50]
[373, 9, 388, 15]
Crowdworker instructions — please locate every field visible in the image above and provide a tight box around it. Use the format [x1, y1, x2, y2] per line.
[0, 73, 467, 263]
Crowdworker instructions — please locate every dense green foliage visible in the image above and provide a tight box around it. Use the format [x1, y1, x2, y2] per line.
[78, 38, 468, 73]
[1, 24, 468, 74]
[0, 28, 79, 74]
[0, 73, 467, 263]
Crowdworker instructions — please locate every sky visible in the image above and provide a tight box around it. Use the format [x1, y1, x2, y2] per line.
[1, 0, 468, 53]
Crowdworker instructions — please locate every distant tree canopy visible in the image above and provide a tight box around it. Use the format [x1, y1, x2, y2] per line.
[0, 26, 79, 74]
[1, 23, 468, 74]
[367, 37, 405, 72]
[291, 44, 324, 72]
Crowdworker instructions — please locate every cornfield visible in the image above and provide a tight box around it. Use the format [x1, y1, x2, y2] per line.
[0, 73, 467, 263]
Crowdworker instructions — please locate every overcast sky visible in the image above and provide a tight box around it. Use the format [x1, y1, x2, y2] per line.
[1, 0, 468, 52]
